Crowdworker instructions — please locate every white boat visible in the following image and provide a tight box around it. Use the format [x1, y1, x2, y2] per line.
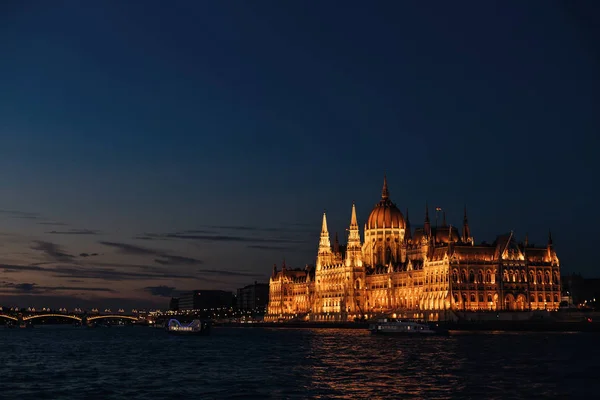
[369, 319, 445, 335]
[166, 319, 211, 336]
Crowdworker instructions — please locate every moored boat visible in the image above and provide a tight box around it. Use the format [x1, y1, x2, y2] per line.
[369, 319, 447, 335]
[166, 319, 211, 336]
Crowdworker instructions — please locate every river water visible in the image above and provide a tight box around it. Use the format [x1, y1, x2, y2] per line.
[0, 326, 597, 399]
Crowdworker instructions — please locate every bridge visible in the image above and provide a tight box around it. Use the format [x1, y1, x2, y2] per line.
[0, 313, 142, 325]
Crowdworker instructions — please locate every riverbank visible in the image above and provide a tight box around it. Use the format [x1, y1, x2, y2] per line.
[215, 320, 600, 333]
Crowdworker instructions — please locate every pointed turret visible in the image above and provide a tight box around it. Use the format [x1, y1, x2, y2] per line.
[524, 232, 529, 247]
[381, 175, 389, 200]
[547, 229, 554, 261]
[442, 210, 447, 227]
[318, 212, 332, 254]
[347, 202, 361, 248]
[282, 258, 286, 271]
[272, 263, 277, 278]
[405, 208, 412, 242]
[448, 224, 455, 255]
[333, 232, 340, 254]
[462, 205, 472, 243]
[424, 202, 431, 236]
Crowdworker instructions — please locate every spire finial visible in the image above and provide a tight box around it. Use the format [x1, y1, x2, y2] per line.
[350, 202, 358, 227]
[464, 205, 468, 222]
[381, 175, 389, 200]
[321, 211, 328, 233]
[425, 201, 429, 222]
[442, 211, 447, 227]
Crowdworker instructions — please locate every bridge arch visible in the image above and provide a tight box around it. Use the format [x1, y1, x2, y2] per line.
[22, 314, 82, 322]
[0, 314, 18, 321]
[87, 315, 139, 322]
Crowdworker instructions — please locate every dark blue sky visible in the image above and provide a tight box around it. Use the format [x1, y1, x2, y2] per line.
[0, 1, 598, 308]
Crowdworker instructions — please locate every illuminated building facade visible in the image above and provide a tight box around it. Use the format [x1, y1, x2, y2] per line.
[266, 177, 561, 322]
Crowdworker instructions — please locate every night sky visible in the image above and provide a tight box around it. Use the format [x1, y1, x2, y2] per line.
[0, 1, 598, 309]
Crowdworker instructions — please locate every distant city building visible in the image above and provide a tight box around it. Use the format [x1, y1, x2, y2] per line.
[267, 177, 562, 322]
[561, 273, 600, 307]
[169, 297, 179, 311]
[237, 282, 269, 312]
[178, 290, 234, 311]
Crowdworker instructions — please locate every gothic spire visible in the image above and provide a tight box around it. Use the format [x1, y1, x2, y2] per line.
[318, 212, 332, 254]
[424, 202, 431, 236]
[381, 175, 389, 200]
[350, 201, 358, 228]
[333, 232, 340, 254]
[462, 205, 471, 243]
[405, 208, 412, 241]
[347, 202, 361, 248]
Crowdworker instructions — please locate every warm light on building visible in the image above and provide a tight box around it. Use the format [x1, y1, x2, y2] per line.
[266, 177, 561, 322]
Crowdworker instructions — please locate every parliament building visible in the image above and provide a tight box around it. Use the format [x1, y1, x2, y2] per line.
[266, 177, 561, 322]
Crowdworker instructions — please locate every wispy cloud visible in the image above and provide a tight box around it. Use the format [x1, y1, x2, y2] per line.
[138, 224, 313, 246]
[196, 268, 262, 277]
[47, 229, 100, 235]
[37, 221, 69, 226]
[247, 244, 298, 251]
[160, 232, 305, 244]
[30, 241, 75, 262]
[99, 241, 203, 266]
[1, 281, 116, 294]
[144, 285, 176, 297]
[79, 253, 99, 257]
[1, 263, 200, 282]
[0, 209, 42, 220]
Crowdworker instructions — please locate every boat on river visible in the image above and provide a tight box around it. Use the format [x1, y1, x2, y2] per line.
[166, 319, 211, 336]
[369, 319, 447, 336]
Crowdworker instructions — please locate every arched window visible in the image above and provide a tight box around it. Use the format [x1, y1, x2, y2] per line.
[470, 294, 475, 302]
[461, 270, 467, 283]
[537, 272, 543, 284]
[469, 270, 475, 283]
[486, 270, 492, 283]
[503, 270, 509, 282]
[477, 270, 484, 283]
[521, 271, 526, 282]
[544, 271, 550, 284]
[385, 246, 392, 265]
[452, 270, 459, 283]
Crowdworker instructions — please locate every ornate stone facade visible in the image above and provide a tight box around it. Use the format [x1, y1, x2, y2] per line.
[266, 177, 561, 322]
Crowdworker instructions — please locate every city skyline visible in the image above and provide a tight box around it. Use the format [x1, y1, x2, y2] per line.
[1, 1, 598, 308]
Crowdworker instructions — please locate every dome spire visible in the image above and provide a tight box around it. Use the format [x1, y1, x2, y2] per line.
[381, 175, 389, 200]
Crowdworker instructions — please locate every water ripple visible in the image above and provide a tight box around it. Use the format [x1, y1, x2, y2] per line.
[1, 326, 598, 399]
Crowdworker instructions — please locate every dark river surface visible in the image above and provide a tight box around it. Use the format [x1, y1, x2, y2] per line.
[0, 326, 598, 399]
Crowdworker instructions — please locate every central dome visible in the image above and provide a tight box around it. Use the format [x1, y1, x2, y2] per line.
[366, 177, 405, 229]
